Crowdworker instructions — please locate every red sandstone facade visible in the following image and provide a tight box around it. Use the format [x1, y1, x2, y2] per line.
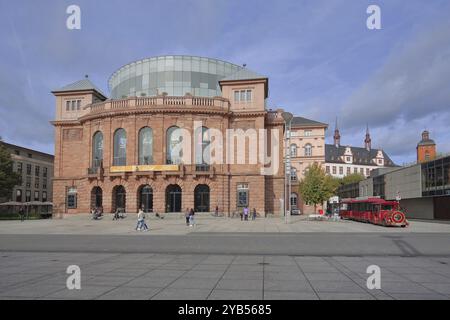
[51, 74, 285, 216]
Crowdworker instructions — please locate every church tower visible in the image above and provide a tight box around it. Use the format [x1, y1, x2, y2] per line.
[417, 130, 436, 163]
[333, 117, 341, 147]
[364, 124, 372, 151]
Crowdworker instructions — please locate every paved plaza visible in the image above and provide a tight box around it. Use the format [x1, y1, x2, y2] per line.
[1, 252, 450, 300]
[1, 215, 450, 300]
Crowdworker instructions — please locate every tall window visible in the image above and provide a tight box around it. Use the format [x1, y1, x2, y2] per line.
[290, 167, 297, 181]
[42, 191, 47, 202]
[195, 126, 210, 166]
[35, 166, 40, 176]
[290, 144, 297, 157]
[304, 144, 312, 157]
[113, 129, 127, 166]
[166, 126, 182, 164]
[67, 187, 77, 209]
[290, 193, 298, 208]
[17, 162, 23, 174]
[26, 190, 31, 202]
[92, 131, 103, 168]
[26, 164, 32, 175]
[138, 127, 153, 165]
[16, 189, 22, 202]
[237, 183, 249, 207]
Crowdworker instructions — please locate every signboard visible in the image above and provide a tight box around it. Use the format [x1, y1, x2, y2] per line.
[110, 165, 179, 173]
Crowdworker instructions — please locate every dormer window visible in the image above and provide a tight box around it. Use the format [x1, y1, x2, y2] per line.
[234, 89, 252, 103]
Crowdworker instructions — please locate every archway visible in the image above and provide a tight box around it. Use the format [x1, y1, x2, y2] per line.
[165, 184, 182, 213]
[138, 185, 153, 213]
[112, 185, 126, 212]
[91, 187, 103, 209]
[194, 184, 210, 212]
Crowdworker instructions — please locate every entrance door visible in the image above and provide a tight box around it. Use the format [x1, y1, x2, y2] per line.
[140, 185, 153, 213]
[194, 184, 210, 212]
[92, 187, 103, 208]
[114, 186, 126, 212]
[166, 184, 182, 212]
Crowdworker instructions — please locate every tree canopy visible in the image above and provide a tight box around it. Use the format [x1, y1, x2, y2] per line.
[0, 139, 21, 200]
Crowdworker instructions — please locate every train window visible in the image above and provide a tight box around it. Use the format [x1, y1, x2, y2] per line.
[381, 205, 393, 210]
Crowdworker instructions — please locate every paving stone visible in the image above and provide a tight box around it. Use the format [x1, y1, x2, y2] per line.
[96, 287, 160, 300]
[44, 286, 117, 299]
[168, 278, 218, 289]
[264, 291, 318, 300]
[318, 292, 377, 300]
[208, 289, 262, 300]
[152, 288, 211, 300]
[216, 279, 263, 291]
[264, 280, 314, 292]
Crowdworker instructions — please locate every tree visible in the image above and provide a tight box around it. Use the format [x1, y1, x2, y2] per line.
[298, 163, 335, 213]
[0, 139, 21, 201]
[341, 173, 365, 186]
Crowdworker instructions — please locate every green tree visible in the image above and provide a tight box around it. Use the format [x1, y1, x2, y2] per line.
[341, 173, 365, 186]
[0, 138, 21, 201]
[298, 163, 335, 213]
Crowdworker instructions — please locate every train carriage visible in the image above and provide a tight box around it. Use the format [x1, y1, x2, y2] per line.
[339, 197, 409, 227]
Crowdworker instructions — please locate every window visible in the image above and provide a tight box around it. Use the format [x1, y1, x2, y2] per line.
[332, 166, 337, 174]
[42, 191, 47, 202]
[166, 126, 182, 164]
[34, 191, 39, 201]
[26, 190, 31, 202]
[304, 144, 312, 157]
[304, 130, 312, 137]
[16, 189, 22, 202]
[347, 167, 351, 175]
[26, 164, 31, 175]
[28, 153, 32, 158]
[67, 187, 77, 209]
[77, 100, 81, 110]
[290, 168, 297, 181]
[346, 156, 351, 162]
[237, 183, 249, 207]
[14, 150, 20, 155]
[92, 131, 104, 167]
[354, 167, 358, 173]
[35, 166, 40, 176]
[43, 179, 47, 189]
[360, 168, 364, 174]
[339, 167, 343, 175]
[35, 178, 40, 189]
[66, 101, 70, 111]
[26, 176, 31, 188]
[326, 166, 330, 174]
[43, 167, 47, 178]
[138, 127, 153, 165]
[195, 126, 210, 167]
[234, 89, 252, 102]
[71, 100, 76, 111]
[366, 168, 370, 176]
[290, 193, 298, 208]
[17, 162, 22, 174]
[113, 128, 127, 166]
[290, 144, 297, 157]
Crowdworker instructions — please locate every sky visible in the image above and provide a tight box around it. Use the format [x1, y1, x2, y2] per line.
[0, 0, 449, 165]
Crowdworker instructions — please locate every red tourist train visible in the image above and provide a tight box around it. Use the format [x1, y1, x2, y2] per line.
[339, 197, 409, 227]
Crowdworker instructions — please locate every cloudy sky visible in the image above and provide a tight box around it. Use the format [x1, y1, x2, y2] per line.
[0, 0, 449, 164]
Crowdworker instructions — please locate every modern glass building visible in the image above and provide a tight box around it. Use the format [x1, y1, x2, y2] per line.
[108, 55, 243, 99]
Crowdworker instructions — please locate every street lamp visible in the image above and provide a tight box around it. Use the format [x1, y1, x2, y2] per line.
[282, 112, 293, 224]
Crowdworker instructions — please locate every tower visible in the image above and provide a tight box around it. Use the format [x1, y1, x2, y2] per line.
[364, 123, 372, 151]
[417, 130, 436, 163]
[333, 117, 341, 147]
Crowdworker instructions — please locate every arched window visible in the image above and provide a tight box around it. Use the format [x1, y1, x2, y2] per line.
[194, 184, 210, 212]
[113, 129, 127, 166]
[138, 127, 153, 165]
[290, 193, 298, 208]
[290, 144, 297, 157]
[92, 131, 103, 168]
[290, 167, 297, 181]
[166, 126, 182, 164]
[304, 144, 312, 157]
[195, 126, 210, 170]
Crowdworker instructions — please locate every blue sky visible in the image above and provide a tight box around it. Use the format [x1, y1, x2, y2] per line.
[0, 0, 449, 164]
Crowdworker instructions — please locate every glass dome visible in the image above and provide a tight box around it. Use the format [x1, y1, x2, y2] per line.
[108, 55, 242, 99]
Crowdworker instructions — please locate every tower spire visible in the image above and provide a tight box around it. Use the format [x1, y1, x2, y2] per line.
[365, 123, 372, 151]
[333, 117, 341, 147]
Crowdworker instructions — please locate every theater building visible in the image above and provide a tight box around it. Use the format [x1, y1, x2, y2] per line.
[51, 55, 285, 216]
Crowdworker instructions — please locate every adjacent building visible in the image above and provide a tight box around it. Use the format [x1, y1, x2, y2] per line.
[0, 142, 54, 204]
[325, 120, 397, 178]
[52, 55, 286, 216]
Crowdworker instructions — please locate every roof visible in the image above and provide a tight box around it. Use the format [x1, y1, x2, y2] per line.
[0, 141, 54, 159]
[52, 78, 107, 98]
[417, 138, 436, 147]
[325, 144, 396, 167]
[220, 68, 267, 82]
[291, 116, 328, 128]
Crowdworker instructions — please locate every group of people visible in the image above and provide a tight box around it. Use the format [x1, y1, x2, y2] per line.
[185, 208, 196, 226]
[91, 207, 103, 220]
[241, 207, 258, 221]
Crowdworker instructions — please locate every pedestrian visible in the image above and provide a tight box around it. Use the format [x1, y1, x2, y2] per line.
[136, 208, 144, 231]
[244, 207, 249, 221]
[252, 208, 257, 220]
[189, 208, 195, 226]
[19, 205, 25, 222]
[185, 207, 190, 226]
[141, 208, 149, 231]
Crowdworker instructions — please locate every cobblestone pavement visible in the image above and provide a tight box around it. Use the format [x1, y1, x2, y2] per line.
[0, 252, 449, 300]
[0, 213, 450, 235]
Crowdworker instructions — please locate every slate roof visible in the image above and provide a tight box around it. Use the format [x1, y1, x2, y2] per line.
[325, 144, 397, 167]
[291, 116, 328, 128]
[53, 79, 107, 98]
[220, 68, 267, 82]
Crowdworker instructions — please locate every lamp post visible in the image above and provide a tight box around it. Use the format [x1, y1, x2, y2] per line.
[282, 112, 293, 224]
